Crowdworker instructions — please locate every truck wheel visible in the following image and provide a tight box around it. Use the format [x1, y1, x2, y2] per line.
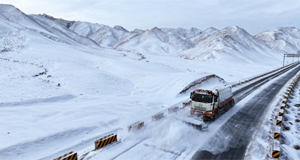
[224, 104, 229, 112]
[231, 100, 235, 107]
[212, 109, 218, 121]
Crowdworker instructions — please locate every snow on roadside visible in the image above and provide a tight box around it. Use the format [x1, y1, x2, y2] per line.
[244, 69, 300, 160]
[280, 81, 300, 160]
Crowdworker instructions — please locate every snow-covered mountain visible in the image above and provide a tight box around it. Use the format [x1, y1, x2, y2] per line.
[180, 26, 282, 64]
[115, 27, 193, 55]
[68, 21, 137, 48]
[0, 4, 46, 31]
[30, 14, 99, 47]
[9, 6, 296, 62]
[190, 27, 219, 43]
[25, 13, 222, 57]
[256, 27, 300, 53]
[160, 27, 202, 40]
[1, 4, 300, 63]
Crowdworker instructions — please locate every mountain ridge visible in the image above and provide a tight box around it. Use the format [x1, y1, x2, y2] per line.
[0, 4, 299, 63]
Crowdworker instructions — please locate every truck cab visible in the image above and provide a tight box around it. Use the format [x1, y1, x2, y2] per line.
[190, 89, 217, 119]
[190, 87, 234, 120]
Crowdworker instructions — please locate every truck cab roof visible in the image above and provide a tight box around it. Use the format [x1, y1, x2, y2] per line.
[194, 89, 217, 95]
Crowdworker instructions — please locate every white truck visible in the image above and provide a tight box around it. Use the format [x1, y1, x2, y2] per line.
[190, 86, 235, 120]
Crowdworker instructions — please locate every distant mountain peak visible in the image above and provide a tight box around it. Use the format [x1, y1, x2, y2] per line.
[40, 13, 56, 20]
[255, 27, 300, 53]
[132, 29, 144, 34]
[0, 4, 18, 10]
[113, 25, 129, 32]
[0, 4, 13, 7]
[0, 4, 24, 16]
[151, 27, 165, 32]
[203, 27, 219, 35]
[205, 27, 218, 31]
[220, 26, 250, 36]
[224, 26, 240, 32]
[190, 27, 199, 31]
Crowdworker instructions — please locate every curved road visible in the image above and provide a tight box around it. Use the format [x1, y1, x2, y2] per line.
[192, 64, 300, 160]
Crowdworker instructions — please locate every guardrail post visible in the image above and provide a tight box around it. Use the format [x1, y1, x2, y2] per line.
[128, 121, 144, 131]
[168, 106, 179, 114]
[53, 151, 77, 160]
[152, 112, 164, 121]
[94, 134, 117, 150]
[271, 141, 280, 159]
[276, 116, 282, 126]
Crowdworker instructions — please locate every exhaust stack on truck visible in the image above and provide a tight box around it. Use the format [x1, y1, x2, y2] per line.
[190, 86, 235, 121]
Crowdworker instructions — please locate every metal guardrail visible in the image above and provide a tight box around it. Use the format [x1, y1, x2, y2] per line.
[231, 62, 300, 88]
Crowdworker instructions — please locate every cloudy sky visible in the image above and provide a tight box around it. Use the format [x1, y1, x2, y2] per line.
[0, 0, 299, 34]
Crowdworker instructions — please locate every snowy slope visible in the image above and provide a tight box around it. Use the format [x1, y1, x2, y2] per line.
[180, 26, 282, 64]
[0, 4, 46, 31]
[190, 27, 219, 44]
[0, 5, 93, 47]
[186, 27, 203, 39]
[30, 14, 99, 47]
[256, 27, 300, 53]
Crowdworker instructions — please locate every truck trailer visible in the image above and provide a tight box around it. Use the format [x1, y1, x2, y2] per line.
[190, 86, 235, 120]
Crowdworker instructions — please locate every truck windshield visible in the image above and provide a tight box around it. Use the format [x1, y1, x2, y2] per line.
[191, 94, 212, 103]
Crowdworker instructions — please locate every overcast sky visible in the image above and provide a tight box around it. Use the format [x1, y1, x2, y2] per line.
[0, 0, 299, 34]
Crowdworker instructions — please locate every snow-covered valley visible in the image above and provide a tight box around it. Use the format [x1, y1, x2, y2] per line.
[1, 4, 300, 160]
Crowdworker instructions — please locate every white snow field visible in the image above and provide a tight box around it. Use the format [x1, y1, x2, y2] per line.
[0, 4, 300, 160]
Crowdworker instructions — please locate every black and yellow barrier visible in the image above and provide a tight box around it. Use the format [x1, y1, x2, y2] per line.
[94, 134, 117, 150]
[268, 141, 280, 159]
[280, 104, 285, 110]
[272, 150, 280, 159]
[274, 132, 281, 140]
[128, 121, 144, 131]
[152, 112, 164, 121]
[182, 101, 191, 107]
[278, 109, 284, 116]
[276, 116, 282, 126]
[53, 151, 77, 160]
[276, 120, 282, 126]
[273, 126, 281, 141]
[271, 141, 281, 159]
[282, 100, 287, 104]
